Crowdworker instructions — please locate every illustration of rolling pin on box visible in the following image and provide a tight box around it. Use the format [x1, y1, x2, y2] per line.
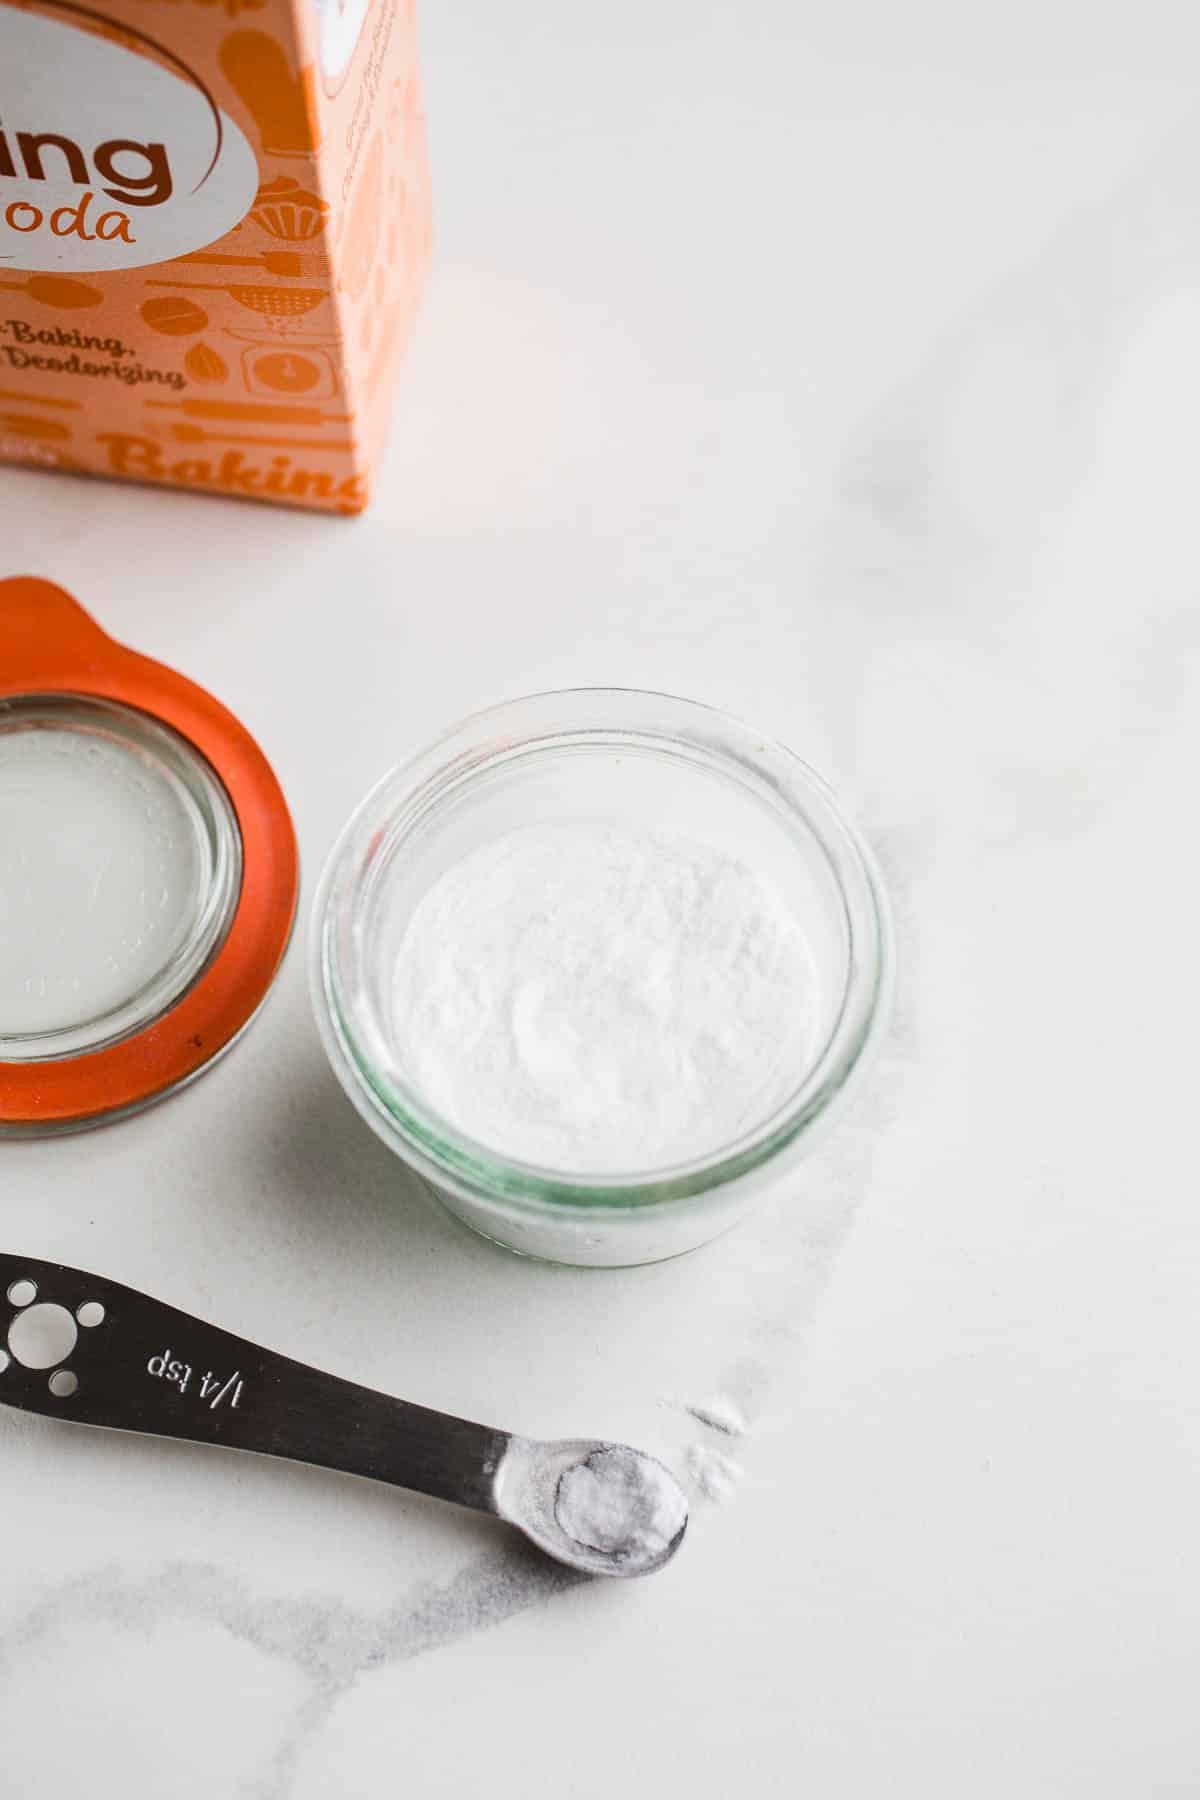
[0, 0, 430, 513]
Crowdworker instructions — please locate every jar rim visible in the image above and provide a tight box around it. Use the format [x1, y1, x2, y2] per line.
[312, 688, 893, 1214]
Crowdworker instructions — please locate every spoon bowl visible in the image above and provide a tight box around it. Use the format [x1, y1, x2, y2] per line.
[497, 1437, 689, 1578]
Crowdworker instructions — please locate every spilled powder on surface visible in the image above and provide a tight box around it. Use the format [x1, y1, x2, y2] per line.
[679, 1396, 747, 1437]
[686, 1444, 743, 1503]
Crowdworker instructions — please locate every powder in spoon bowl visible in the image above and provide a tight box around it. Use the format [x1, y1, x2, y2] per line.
[555, 1447, 688, 1563]
[389, 822, 818, 1175]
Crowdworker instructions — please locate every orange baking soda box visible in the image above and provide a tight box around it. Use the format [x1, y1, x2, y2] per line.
[0, 0, 430, 513]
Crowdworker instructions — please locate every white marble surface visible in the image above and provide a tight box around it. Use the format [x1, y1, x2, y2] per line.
[4, 5, 1200, 1793]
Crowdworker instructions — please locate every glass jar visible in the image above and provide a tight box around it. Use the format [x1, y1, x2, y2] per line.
[311, 690, 893, 1266]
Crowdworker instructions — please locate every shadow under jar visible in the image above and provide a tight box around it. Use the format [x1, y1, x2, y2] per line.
[311, 690, 893, 1267]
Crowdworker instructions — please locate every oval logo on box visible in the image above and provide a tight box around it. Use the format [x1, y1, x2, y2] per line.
[0, 4, 257, 273]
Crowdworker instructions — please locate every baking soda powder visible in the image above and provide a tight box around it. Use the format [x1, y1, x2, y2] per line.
[389, 823, 817, 1174]
[555, 1448, 687, 1562]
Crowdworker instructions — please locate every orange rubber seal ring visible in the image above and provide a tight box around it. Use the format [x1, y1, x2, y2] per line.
[0, 576, 298, 1129]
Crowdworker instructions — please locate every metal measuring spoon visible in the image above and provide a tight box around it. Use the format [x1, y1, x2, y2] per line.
[0, 1253, 687, 1580]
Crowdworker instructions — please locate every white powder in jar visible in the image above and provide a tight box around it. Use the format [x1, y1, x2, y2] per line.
[389, 822, 817, 1174]
[555, 1447, 687, 1561]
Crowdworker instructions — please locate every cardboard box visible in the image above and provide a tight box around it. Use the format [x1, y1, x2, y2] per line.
[0, 0, 430, 513]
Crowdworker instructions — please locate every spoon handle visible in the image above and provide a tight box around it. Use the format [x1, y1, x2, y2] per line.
[0, 1253, 507, 1512]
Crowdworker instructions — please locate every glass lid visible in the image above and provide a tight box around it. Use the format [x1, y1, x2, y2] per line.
[0, 577, 298, 1135]
[0, 695, 243, 1062]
